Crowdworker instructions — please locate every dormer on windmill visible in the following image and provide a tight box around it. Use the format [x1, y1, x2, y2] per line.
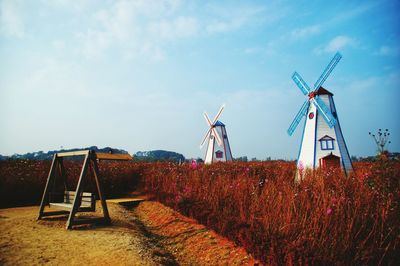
[287, 52, 353, 181]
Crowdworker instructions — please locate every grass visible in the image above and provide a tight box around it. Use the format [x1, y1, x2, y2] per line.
[0, 159, 398, 264]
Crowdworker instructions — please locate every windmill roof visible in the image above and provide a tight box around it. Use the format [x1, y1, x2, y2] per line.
[319, 135, 335, 141]
[214, 120, 225, 126]
[322, 153, 340, 159]
[316, 87, 334, 96]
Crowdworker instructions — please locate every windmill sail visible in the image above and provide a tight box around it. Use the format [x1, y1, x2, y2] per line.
[212, 128, 223, 146]
[314, 52, 342, 90]
[292, 72, 311, 95]
[312, 96, 337, 128]
[287, 100, 310, 136]
[212, 104, 225, 124]
[200, 128, 212, 148]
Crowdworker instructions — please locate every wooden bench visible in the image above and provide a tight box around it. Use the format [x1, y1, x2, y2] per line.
[49, 191, 96, 212]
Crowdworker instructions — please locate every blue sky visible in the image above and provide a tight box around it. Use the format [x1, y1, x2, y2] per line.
[0, 0, 399, 159]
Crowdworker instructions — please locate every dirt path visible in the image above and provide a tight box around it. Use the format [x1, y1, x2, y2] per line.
[0, 201, 258, 266]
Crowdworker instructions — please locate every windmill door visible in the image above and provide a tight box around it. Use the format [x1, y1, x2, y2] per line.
[320, 153, 340, 169]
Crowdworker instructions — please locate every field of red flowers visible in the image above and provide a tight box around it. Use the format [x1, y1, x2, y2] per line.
[0, 160, 146, 208]
[0, 159, 399, 264]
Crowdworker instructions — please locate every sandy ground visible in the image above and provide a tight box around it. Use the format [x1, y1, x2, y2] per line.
[0, 200, 258, 266]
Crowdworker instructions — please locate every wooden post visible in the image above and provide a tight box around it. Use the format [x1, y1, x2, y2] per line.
[66, 153, 90, 229]
[91, 157, 111, 224]
[38, 154, 58, 220]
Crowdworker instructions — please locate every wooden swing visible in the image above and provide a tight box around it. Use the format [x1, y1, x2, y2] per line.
[37, 150, 132, 229]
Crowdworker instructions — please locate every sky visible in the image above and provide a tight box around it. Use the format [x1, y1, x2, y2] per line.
[0, 0, 399, 159]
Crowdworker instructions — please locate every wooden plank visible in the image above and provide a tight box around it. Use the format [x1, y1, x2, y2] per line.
[107, 198, 145, 203]
[66, 196, 93, 201]
[64, 191, 94, 204]
[64, 198, 93, 204]
[95, 153, 132, 161]
[40, 210, 70, 217]
[70, 217, 110, 226]
[66, 153, 90, 229]
[65, 191, 93, 197]
[38, 154, 58, 220]
[107, 198, 145, 207]
[63, 198, 94, 204]
[92, 159, 111, 223]
[57, 150, 89, 157]
[50, 203, 73, 209]
[50, 203, 95, 212]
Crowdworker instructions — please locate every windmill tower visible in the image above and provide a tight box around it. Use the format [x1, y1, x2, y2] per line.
[200, 105, 233, 164]
[287, 52, 353, 181]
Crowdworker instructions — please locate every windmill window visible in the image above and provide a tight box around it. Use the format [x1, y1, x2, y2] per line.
[319, 135, 335, 150]
[215, 150, 224, 158]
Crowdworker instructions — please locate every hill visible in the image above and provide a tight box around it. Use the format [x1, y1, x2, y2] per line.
[0, 146, 129, 161]
[134, 150, 185, 162]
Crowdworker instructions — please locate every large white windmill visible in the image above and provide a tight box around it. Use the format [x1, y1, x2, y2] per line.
[200, 105, 233, 164]
[288, 52, 353, 181]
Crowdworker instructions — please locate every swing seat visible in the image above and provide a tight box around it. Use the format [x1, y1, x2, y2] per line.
[50, 191, 96, 212]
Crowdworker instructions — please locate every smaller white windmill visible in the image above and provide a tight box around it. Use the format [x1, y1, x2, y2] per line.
[200, 104, 233, 164]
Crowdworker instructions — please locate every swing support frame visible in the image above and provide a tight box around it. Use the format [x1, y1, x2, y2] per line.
[37, 150, 132, 229]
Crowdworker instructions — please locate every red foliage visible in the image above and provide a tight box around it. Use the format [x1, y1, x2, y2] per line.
[139, 161, 400, 265]
[0, 159, 399, 264]
[0, 160, 145, 207]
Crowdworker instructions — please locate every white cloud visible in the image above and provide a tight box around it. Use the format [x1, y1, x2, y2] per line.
[52, 40, 66, 51]
[326, 36, 355, 51]
[329, 1, 377, 25]
[78, 29, 112, 58]
[75, 1, 268, 60]
[375, 45, 400, 57]
[314, 35, 356, 54]
[345, 70, 400, 94]
[206, 6, 265, 34]
[290, 25, 321, 40]
[76, 0, 199, 60]
[0, 0, 25, 38]
[346, 77, 379, 93]
[148, 16, 199, 40]
[24, 57, 91, 98]
[244, 41, 278, 57]
[40, 0, 93, 12]
[140, 43, 165, 62]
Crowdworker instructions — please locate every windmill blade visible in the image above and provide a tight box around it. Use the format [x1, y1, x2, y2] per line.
[203, 112, 213, 127]
[292, 72, 312, 95]
[200, 128, 212, 148]
[314, 52, 342, 90]
[311, 96, 337, 128]
[212, 128, 223, 146]
[212, 104, 225, 124]
[287, 100, 310, 136]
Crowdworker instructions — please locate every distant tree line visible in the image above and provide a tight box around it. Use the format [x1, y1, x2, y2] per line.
[133, 150, 185, 163]
[0, 146, 129, 161]
[351, 152, 400, 162]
